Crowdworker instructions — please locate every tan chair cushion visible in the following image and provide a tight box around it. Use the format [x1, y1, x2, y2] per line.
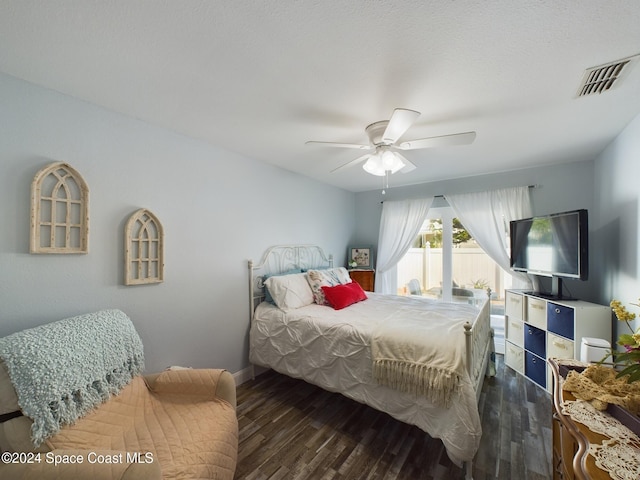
[47, 375, 237, 479]
[0, 360, 237, 479]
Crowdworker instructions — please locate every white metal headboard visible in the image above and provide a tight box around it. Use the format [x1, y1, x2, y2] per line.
[248, 245, 334, 318]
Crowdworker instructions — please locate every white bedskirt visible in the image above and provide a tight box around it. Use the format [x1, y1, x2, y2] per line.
[249, 293, 483, 465]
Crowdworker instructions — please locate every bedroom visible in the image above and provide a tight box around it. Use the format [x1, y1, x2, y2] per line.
[0, 1, 639, 479]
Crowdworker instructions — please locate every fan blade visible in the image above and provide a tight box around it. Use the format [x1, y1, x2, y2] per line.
[330, 153, 371, 173]
[382, 108, 421, 144]
[305, 141, 370, 150]
[395, 152, 416, 173]
[398, 131, 476, 150]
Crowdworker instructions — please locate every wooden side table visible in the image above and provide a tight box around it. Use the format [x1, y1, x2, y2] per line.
[348, 269, 374, 292]
[549, 359, 640, 480]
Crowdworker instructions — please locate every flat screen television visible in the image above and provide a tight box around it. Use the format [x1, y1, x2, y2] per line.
[510, 209, 588, 299]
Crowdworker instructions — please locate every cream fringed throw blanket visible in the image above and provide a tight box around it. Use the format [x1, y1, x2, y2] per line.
[372, 305, 472, 408]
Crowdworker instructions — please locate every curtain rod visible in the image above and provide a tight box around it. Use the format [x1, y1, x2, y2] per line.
[433, 184, 540, 199]
[381, 184, 540, 203]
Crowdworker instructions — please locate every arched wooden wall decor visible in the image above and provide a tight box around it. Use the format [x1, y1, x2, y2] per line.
[30, 162, 89, 254]
[124, 209, 164, 285]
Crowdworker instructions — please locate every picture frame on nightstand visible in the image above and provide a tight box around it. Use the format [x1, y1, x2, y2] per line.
[348, 246, 373, 269]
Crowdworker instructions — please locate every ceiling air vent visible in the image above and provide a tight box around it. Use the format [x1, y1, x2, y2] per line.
[577, 55, 639, 97]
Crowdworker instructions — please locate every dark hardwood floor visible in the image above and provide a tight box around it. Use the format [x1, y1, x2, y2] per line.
[235, 355, 552, 479]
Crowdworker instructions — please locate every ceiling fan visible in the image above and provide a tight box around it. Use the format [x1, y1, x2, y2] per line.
[306, 108, 476, 176]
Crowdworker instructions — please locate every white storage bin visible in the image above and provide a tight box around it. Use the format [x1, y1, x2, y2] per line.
[580, 337, 612, 364]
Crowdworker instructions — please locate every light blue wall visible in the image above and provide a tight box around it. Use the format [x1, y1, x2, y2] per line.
[353, 160, 601, 301]
[592, 113, 640, 338]
[0, 73, 356, 374]
[3, 68, 634, 373]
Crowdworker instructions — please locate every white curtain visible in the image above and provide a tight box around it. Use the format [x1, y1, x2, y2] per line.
[445, 186, 534, 290]
[375, 198, 433, 294]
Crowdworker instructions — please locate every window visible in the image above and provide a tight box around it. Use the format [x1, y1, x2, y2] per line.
[30, 162, 89, 254]
[397, 206, 513, 313]
[398, 207, 447, 298]
[125, 209, 164, 285]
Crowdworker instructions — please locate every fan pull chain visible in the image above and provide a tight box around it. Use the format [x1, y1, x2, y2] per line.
[382, 170, 390, 195]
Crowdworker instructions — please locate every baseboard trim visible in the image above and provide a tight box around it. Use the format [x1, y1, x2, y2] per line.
[232, 365, 269, 385]
[232, 366, 254, 386]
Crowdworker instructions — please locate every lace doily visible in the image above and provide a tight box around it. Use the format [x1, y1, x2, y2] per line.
[561, 399, 640, 480]
[562, 364, 640, 414]
[591, 440, 640, 480]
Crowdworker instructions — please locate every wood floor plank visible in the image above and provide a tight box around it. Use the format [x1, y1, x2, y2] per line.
[235, 355, 552, 479]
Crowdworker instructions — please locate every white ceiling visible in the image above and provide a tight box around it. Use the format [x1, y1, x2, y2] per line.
[1, 1, 639, 192]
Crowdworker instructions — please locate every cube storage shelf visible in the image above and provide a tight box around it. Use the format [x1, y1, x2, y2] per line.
[504, 289, 610, 392]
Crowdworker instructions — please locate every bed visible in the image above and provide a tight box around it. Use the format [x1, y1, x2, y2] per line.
[248, 245, 493, 478]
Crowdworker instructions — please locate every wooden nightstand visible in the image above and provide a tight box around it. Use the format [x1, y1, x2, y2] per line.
[349, 269, 374, 292]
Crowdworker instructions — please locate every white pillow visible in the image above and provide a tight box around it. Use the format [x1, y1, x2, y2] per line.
[264, 273, 315, 311]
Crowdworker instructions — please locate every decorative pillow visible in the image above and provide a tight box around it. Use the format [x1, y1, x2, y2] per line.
[321, 282, 368, 310]
[306, 267, 352, 305]
[263, 269, 303, 304]
[264, 273, 314, 311]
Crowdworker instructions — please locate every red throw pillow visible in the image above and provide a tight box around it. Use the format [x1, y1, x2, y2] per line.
[321, 282, 368, 310]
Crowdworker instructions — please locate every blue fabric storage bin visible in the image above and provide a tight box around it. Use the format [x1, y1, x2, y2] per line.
[525, 351, 546, 389]
[524, 323, 546, 359]
[547, 302, 575, 340]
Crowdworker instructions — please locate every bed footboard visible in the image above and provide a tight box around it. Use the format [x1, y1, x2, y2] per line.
[462, 293, 492, 479]
[464, 291, 493, 402]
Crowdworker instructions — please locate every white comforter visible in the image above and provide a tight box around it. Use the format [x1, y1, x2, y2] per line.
[249, 293, 483, 465]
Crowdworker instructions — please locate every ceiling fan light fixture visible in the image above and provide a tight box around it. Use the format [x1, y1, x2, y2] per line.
[362, 149, 405, 176]
[362, 154, 385, 176]
[307, 107, 474, 178]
